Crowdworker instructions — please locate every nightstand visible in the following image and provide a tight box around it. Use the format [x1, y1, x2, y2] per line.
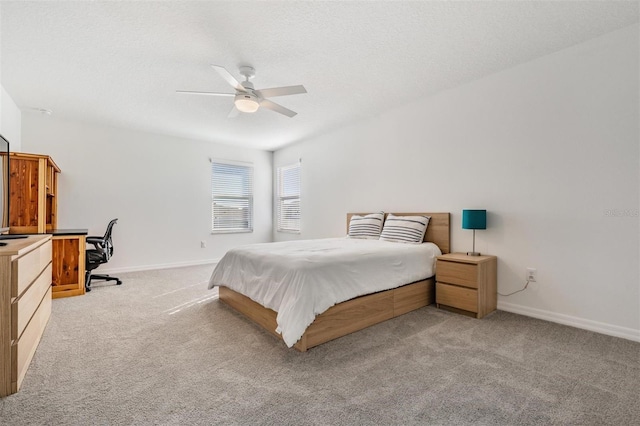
[435, 253, 497, 318]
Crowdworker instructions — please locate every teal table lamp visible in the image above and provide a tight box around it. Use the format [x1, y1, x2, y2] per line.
[462, 209, 486, 256]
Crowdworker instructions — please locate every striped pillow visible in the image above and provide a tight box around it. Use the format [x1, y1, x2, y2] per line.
[348, 212, 385, 239]
[379, 214, 430, 244]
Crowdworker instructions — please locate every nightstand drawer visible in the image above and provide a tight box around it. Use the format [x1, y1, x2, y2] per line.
[436, 282, 478, 313]
[437, 260, 477, 288]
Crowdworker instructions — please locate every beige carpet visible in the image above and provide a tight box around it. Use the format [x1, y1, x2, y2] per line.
[0, 264, 638, 425]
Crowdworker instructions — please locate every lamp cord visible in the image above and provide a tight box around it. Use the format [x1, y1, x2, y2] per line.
[498, 280, 530, 297]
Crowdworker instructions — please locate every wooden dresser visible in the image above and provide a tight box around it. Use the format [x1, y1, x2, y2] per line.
[0, 235, 52, 397]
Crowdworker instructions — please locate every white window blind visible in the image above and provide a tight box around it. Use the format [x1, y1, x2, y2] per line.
[277, 162, 301, 233]
[211, 161, 253, 233]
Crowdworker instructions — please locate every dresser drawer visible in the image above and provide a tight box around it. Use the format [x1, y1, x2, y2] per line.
[437, 260, 477, 288]
[12, 286, 52, 391]
[12, 240, 52, 298]
[12, 263, 52, 340]
[436, 282, 478, 313]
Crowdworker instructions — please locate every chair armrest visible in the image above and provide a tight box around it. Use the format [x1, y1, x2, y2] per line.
[87, 236, 105, 244]
[86, 237, 107, 254]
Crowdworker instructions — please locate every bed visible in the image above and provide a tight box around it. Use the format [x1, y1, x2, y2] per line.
[210, 212, 450, 351]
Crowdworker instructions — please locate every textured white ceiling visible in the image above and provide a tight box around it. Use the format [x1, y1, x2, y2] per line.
[1, 1, 638, 151]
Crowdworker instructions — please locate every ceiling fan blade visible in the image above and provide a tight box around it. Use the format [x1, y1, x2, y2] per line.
[260, 99, 297, 118]
[176, 90, 234, 97]
[255, 85, 307, 98]
[228, 106, 240, 118]
[211, 65, 246, 92]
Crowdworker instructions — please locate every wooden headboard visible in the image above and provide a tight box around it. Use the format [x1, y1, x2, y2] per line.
[346, 212, 450, 254]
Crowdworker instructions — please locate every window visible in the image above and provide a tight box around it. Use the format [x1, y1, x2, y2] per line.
[211, 160, 253, 233]
[277, 162, 301, 233]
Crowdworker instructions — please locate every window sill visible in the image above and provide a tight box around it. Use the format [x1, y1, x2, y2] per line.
[277, 229, 300, 234]
[211, 229, 253, 234]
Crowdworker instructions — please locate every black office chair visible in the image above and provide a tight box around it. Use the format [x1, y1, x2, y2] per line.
[85, 218, 122, 292]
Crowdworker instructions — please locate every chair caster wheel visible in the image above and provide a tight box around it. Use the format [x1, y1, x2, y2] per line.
[116, 281, 122, 285]
[86, 287, 91, 292]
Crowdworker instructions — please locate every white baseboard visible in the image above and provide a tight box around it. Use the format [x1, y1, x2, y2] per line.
[498, 301, 640, 343]
[96, 258, 220, 275]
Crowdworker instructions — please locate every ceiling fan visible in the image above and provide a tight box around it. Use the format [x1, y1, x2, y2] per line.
[177, 65, 307, 118]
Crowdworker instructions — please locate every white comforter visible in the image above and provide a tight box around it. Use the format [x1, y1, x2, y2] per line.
[208, 238, 441, 347]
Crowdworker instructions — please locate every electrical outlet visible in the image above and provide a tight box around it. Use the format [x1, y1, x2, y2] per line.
[200, 241, 206, 249]
[526, 268, 537, 282]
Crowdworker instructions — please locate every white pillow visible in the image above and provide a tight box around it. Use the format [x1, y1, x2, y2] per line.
[348, 212, 385, 239]
[379, 214, 430, 244]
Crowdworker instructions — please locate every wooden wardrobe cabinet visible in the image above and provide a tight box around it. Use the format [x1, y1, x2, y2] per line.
[1, 152, 86, 298]
[6, 152, 60, 234]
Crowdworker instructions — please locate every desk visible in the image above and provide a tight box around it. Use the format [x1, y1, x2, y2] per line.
[50, 229, 87, 299]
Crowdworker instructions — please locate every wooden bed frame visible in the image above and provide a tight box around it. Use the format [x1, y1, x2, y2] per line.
[218, 212, 450, 351]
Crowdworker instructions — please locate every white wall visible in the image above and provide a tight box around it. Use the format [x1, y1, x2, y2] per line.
[0, 7, 2, 142]
[274, 25, 640, 340]
[0, 85, 22, 150]
[21, 114, 273, 272]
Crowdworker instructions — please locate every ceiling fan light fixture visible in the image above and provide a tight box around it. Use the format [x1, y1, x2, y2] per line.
[234, 94, 260, 113]
[179, 65, 306, 117]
